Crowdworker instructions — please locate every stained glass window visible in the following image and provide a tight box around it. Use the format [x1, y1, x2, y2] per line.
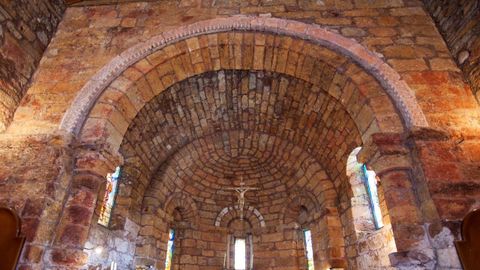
[165, 229, 175, 270]
[303, 230, 315, 270]
[234, 238, 246, 270]
[362, 165, 384, 229]
[98, 166, 121, 227]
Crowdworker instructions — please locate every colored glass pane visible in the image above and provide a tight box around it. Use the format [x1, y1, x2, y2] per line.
[363, 165, 384, 229]
[165, 229, 175, 270]
[98, 166, 121, 227]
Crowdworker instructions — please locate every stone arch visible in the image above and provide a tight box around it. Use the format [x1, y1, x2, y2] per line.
[77, 36, 404, 156]
[281, 190, 319, 226]
[133, 192, 198, 268]
[74, 30, 409, 233]
[346, 146, 377, 232]
[164, 192, 198, 226]
[60, 16, 428, 139]
[346, 146, 394, 232]
[344, 146, 397, 269]
[50, 16, 439, 270]
[129, 127, 340, 225]
[135, 192, 199, 270]
[279, 189, 348, 268]
[215, 205, 266, 228]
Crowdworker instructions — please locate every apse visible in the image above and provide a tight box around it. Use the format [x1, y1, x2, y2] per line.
[2, 2, 478, 270]
[84, 69, 397, 269]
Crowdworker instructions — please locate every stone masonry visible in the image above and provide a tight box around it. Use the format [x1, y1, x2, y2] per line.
[0, 1, 479, 270]
[0, 0, 65, 132]
[423, 0, 480, 102]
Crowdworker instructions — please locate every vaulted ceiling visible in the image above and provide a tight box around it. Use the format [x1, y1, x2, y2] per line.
[118, 69, 363, 222]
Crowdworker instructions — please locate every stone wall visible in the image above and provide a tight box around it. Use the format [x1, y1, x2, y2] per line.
[344, 152, 397, 269]
[9, 0, 469, 135]
[0, 0, 65, 132]
[0, 133, 73, 269]
[170, 226, 227, 270]
[11, 2, 480, 231]
[423, 0, 480, 101]
[253, 228, 307, 270]
[149, 224, 310, 270]
[352, 188, 396, 269]
[97, 67, 356, 269]
[84, 219, 139, 269]
[1, 0, 479, 269]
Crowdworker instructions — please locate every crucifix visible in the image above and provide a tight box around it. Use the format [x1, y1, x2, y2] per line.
[224, 177, 259, 220]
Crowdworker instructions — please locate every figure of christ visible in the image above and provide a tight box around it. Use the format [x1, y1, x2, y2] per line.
[224, 179, 259, 220]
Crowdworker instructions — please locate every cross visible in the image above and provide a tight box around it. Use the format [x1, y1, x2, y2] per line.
[224, 177, 259, 220]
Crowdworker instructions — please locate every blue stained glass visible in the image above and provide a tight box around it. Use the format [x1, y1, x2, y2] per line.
[165, 229, 175, 270]
[98, 166, 121, 227]
[362, 164, 384, 229]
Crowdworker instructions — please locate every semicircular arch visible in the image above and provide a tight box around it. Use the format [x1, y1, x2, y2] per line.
[164, 192, 198, 225]
[215, 205, 266, 228]
[61, 16, 428, 143]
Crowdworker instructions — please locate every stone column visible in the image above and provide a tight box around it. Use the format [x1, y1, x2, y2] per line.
[311, 205, 347, 269]
[0, 132, 75, 269]
[46, 147, 122, 269]
[358, 132, 436, 269]
[408, 127, 467, 269]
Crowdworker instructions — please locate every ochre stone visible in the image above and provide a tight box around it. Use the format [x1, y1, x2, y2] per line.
[1, 1, 478, 270]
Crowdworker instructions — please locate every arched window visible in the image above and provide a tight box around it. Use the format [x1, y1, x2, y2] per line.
[234, 237, 247, 270]
[165, 207, 188, 269]
[362, 165, 384, 229]
[164, 229, 175, 270]
[346, 147, 384, 230]
[227, 219, 254, 270]
[303, 229, 315, 270]
[215, 206, 262, 270]
[161, 193, 198, 270]
[345, 147, 397, 268]
[281, 193, 320, 269]
[98, 166, 121, 227]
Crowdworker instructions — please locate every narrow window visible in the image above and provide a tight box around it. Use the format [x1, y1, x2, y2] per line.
[165, 229, 176, 270]
[303, 230, 315, 270]
[234, 238, 246, 270]
[362, 165, 384, 229]
[98, 166, 121, 227]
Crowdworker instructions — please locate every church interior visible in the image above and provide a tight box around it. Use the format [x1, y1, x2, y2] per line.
[0, 0, 479, 269]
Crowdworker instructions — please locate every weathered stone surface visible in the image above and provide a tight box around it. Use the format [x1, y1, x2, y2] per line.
[0, 0, 65, 132]
[0, 133, 73, 269]
[423, 0, 480, 101]
[0, 1, 479, 270]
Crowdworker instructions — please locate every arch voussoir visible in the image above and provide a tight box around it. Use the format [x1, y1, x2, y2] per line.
[61, 17, 428, 139]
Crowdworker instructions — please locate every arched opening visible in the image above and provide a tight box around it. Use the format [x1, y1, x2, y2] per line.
[344, 147, 397, 269]
[49, 17, 437, 270]
[227, 218, 254, 270]
[284, 200, 318, 270]
[164, 206, 189, 270]
[2, 2, 477, 269]
[136, 192, 199, 269]
[117, 69, 355, 269]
